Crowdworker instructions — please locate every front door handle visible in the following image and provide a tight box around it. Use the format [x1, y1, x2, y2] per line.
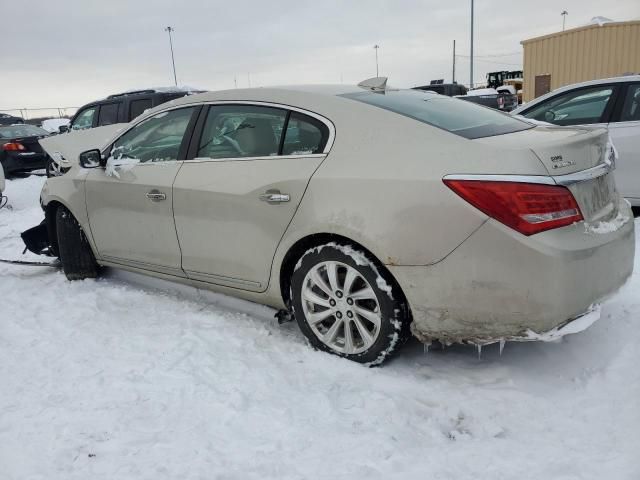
[259, 190, 290, 204]
[146, 190, 167, 202]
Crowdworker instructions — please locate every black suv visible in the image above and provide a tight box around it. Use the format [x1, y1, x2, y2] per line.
[62, 88, 202, 133]
[0, 113, 25, 125]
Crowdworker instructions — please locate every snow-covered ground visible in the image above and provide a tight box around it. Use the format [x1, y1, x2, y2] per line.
[1, 176, 639, 480]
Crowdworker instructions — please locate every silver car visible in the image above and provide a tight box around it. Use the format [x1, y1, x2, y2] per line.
[33, 81, 635, 365]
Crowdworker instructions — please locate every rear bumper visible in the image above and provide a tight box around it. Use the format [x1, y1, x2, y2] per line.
[1, 152, 47, 173]
[390, 198, 635, 344]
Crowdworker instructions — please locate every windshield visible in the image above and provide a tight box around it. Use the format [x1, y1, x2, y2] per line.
[0, 124, 49, 139]
[341, 89, 532, 139]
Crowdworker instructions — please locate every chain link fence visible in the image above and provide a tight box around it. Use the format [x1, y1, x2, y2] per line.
[0, 107, 79, 124]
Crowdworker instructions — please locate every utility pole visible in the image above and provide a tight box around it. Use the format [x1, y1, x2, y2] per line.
[470, 0, 474, 88]
[164, 26, 178, 86]
[561, 10, 568, 31]
[373, 44, 380, 77]
[452, 40, 456, 83]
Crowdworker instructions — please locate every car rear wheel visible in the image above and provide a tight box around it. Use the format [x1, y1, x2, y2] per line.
[56, 206, 99, 280]
[291, 243, 411, 365]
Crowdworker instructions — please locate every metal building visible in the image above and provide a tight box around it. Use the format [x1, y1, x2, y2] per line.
[521, 20, 640, 102]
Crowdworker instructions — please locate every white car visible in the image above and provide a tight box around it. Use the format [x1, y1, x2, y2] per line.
[512, 76, 640, 207]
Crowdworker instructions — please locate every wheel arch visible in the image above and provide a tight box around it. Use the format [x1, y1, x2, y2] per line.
[278, 232, 410, 312]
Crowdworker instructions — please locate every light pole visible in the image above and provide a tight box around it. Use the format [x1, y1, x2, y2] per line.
[561, 11, 568, 31]
[373, 44, 380, 77]
[164, 26, 178, 86]
[470, 0, 474, 88]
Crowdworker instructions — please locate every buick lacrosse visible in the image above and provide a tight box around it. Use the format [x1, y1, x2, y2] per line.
[30, 79, 635, 365]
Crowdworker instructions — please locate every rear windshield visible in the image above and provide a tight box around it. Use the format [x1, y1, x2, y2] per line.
[341, 89, 532, 139]
[0, 125, 49, 139]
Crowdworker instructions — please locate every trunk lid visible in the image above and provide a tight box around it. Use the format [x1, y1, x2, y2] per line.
[15, 135, 45, 154]
[475, 125, 618, 223]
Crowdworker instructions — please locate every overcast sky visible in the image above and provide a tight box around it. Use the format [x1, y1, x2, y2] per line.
[1, 0, 638, 112]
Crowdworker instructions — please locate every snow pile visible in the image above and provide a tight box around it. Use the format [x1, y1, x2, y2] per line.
[586, 210, 630, 234]
[41, 118, 70, 133]
[466, 88, 498, 97]
[1, 177, 639, 479]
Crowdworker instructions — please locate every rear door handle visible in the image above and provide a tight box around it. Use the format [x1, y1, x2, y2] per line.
[146, 190, 166, 202]
[259, 190, 290, 204]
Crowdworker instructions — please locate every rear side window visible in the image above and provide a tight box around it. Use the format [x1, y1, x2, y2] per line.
[197, 105, 287, 159]
[282, 112, 328, 155]
[341, 90, 531, 139]
[129, 99, 153, 120]
[97, 103, 120, 126]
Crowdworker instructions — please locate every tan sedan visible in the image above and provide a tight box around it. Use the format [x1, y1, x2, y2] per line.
[34, 81, 635, 365]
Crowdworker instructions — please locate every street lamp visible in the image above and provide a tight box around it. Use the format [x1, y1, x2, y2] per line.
[164, 26, 178, 86]
[373, 44, 380, 77]
[561, 11, 568, 31]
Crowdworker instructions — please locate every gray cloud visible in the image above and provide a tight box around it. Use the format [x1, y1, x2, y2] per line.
[1, 0, 638, 110]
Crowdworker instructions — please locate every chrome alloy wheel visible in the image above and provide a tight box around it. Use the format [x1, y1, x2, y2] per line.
[300, 261, 381, 355]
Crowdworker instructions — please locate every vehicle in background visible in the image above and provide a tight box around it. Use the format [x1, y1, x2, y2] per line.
[458, 87, 519, 111]
[40, 118, 70, 134]
[512, 75, 640, 207]
[30, 79, 634, 365]
[501, 79, 524, 104]
[61, 87, 204, 133]
[0, 113, 24, 125]
[413, 82, 468, 97]
[486, 70, 523, 89]
[0, 124, 50, 177]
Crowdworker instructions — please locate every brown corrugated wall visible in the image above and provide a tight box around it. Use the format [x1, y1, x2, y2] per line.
[522, 21, 640, 102]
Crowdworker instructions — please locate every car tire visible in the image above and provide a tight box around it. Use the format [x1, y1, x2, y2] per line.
[56, 206, 99, 280]
[291, 242, 411, 366]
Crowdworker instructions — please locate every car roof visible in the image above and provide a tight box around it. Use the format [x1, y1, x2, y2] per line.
[132, 84, 368, 120]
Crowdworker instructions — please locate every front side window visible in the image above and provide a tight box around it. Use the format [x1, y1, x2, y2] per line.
[523, 86, 614, 126]
[619, 84, 640, 122]
[342, 89, 531, 139]
[197, 105, 287, 159]
[71, 107, 97, 130]
[97, 103, 120, 126]
[282, 112, 328, 155]
[110, 107, 194, 163]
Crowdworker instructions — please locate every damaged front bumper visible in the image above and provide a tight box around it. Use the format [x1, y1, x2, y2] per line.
[21, 220, 54, 256]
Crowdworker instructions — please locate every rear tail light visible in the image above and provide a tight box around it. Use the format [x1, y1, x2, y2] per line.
[3, 142, 26, 151]
[443, 179, 583, 235]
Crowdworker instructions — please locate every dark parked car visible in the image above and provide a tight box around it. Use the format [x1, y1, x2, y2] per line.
[458, 88, 519, 112]
[0, 124, 50, 176]
[413, 83, 468, 96]
[63, 88, 203, 133]
[0, 113, 24, 125]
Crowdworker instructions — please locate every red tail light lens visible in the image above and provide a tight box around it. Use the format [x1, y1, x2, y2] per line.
[444, 179, 583, 235]
[3, 142, 26, 151]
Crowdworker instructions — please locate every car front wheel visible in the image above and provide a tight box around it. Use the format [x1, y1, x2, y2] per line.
[291, 243, 411, 366]
[56, 206, 99, 280]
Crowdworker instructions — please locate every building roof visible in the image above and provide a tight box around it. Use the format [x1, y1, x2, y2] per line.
[521, 19, 640, 45]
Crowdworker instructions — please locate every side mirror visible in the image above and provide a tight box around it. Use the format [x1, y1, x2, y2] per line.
[79, 149, 103, 168]
[58, 125, 69, 133]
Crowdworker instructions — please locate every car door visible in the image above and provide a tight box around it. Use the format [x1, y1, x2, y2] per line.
[608, 83, 640, 203]
[173, 103, 332, 291]
[85, 106, 199, 276]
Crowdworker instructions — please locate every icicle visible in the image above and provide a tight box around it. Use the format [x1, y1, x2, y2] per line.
[499, 339, 506, 356]
[423, 343, 429, 355]
[476, 344, 482, 360]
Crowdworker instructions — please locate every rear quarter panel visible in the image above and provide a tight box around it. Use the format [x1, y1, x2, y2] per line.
[271, 100, 549, 269]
